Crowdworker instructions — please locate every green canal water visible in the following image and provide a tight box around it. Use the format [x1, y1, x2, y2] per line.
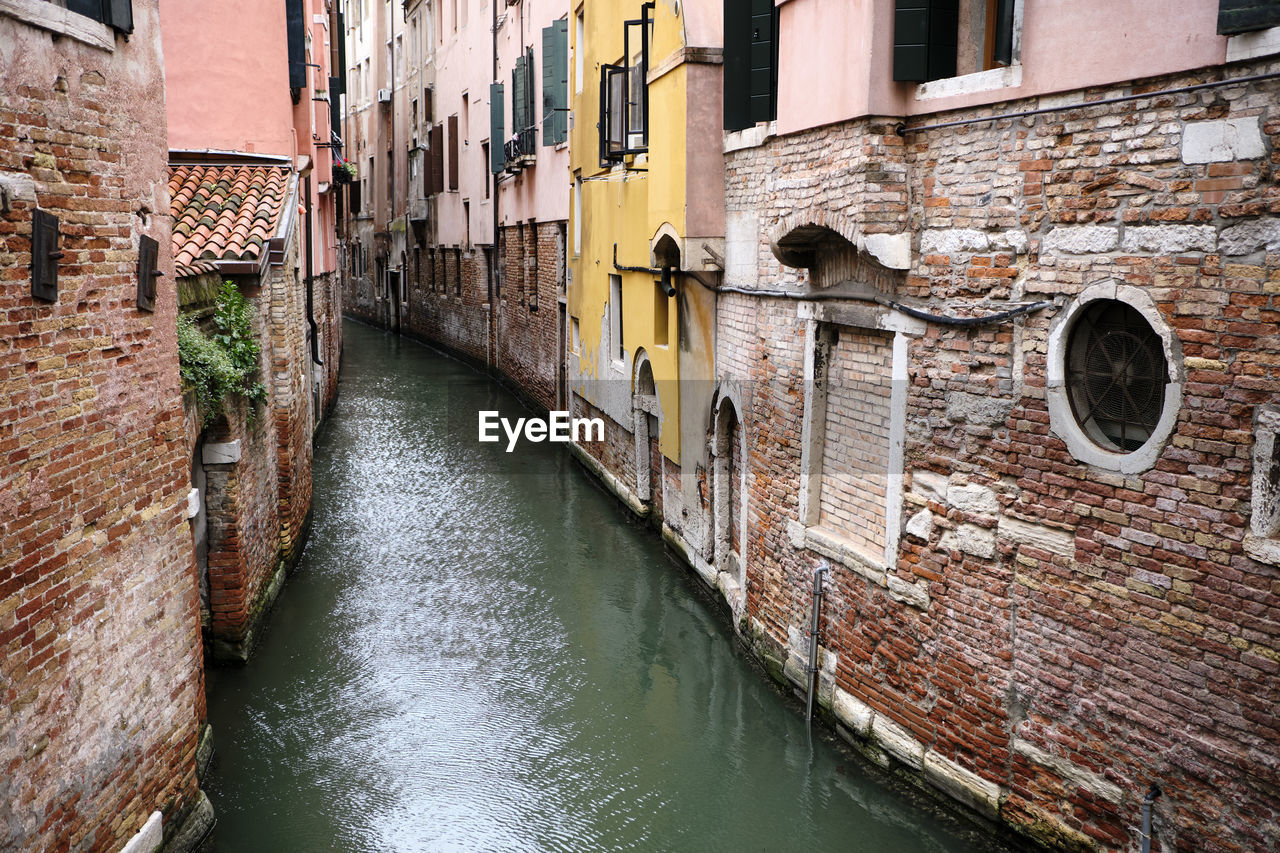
[202, 320, 1018, 853]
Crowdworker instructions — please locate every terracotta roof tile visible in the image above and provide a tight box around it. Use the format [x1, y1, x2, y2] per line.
[169, 164, 290, 270]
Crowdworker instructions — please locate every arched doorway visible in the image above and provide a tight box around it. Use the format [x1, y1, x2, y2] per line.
[712, 395, 744, 583]
[633, 353, 661, 519]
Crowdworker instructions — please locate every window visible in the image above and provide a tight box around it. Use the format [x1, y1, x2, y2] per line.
[599, 3, 650, 163]
[481, 143, 490, 196]
[893, 0, 1017, 83]
[447, 115, 459, 190]
[1065, 301, 1168, 453]
[386, 147, 393, 207]
[385, 41, 392, 88]
[610, 274, 624, 363]
[395, 34, 403, 82]
[723, 0, 777, 131]
[571, 316, 581, 355]
[575, 10, 585, 94]
[1249, 405, 1280, 559]
[1046, 282, 1183, 474]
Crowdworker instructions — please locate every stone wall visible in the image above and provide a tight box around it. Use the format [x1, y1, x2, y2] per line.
[720, 59, 1280, 852]
[0, 3, 209, 849]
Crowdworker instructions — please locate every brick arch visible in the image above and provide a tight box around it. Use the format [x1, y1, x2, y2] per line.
[769, 210, 909, 291]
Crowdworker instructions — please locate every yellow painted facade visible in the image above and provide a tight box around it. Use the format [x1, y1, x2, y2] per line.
[567, 0, 694, 462]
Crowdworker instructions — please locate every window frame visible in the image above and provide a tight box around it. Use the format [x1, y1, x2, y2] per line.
[597, 3, 651, 165]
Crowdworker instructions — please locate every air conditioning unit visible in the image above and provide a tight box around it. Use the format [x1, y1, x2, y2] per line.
[377, 88, 392, 104]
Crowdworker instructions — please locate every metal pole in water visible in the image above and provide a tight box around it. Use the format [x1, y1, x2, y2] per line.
[1140, 784, 1161, 853]
[805, 562, 829, 726]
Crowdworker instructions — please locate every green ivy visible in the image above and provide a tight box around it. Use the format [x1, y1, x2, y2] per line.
[177, 281, 268, 427]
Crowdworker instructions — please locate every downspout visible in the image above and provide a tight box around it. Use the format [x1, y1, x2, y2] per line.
[305, 174, 322, 366]
[490, 0, 500, 371]
[805, 562, 829, 725]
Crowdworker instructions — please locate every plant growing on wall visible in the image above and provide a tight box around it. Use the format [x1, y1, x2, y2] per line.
[177, 281, 268, 426]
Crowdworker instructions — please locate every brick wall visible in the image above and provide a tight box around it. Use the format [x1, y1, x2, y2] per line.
[0, 4, 206, 849]
[723, 60, 1280, 852]
[819, 328, 893, 559]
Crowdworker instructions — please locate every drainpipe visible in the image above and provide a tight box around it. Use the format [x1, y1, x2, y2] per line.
[1140, 785, 1161, 853]
[305, 175, 322, 366]
[805, 562, 829, 725]
[489, 0, 499, 372]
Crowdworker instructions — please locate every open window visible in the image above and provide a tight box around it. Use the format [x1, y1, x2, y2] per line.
[599, 2, 652, 164]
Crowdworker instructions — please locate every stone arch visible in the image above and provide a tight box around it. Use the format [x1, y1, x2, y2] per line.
[710, 387, 747, 590]
[632, 350, 661, 507]
[650, 222, 683, 269]
[769, 210, 910, 291]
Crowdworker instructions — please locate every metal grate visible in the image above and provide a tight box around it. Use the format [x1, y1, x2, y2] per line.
[1066, 301, 1168, 452]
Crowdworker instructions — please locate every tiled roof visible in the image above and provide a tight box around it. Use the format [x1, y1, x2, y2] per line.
[169, 164, 290, 271]
[175, 259, 218, 279]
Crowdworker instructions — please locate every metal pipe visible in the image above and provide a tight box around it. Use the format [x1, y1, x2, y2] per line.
[805, 562, 829, 725]
[1140, 784, 1161, 853]
[304, 176, 322, 365]
[898, 70, 1280, 136]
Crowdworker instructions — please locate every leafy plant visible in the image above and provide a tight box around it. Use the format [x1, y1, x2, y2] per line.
[177, 281, 268, 427]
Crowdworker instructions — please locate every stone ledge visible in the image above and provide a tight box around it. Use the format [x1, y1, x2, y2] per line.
[569, 440, 649, 519]
[1013, 737, 1124, 803]
[120, 812, 162, 853]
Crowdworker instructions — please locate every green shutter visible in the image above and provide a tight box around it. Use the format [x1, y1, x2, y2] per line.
[490, 83, 505, 173]
[1218, 0, 1280, 34]
[542, 23, 569, 146]
[748, 0, 776, 124]
[555, 19, 569, 143]
[894, 0, 957, 83]
[542, 25, 556, 144]
[723, 0, 751, 130]
[513, 55, 527, 132]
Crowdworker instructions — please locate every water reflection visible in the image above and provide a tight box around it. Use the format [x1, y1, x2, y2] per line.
[203, 321, 1015, 853]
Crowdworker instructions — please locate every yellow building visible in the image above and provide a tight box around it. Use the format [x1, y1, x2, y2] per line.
[566, 0, 726, 567]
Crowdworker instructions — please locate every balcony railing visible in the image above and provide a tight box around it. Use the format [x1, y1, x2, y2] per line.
[503, 126, 538, 172]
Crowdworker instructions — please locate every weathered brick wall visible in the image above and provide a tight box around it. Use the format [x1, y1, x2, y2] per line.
[315, 269, 343, 416]
[495, 220, 563, 412]
[572, 392, 637, 492]
[0, 5, 206, 849]
[267, 233, 314, 565]
[723, 60, 1280, 853]
[401, 243, 491, 367]
[199, 390, 280, 660]
[820, 328, 893, 559]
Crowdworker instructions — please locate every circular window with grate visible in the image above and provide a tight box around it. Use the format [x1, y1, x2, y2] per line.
[1046, 283, 1183, 473]
[1066, 301, 1168, 452]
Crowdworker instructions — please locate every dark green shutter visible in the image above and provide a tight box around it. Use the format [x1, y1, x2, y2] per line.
[334, 11, 347, 92]
[723, 0, 748, 130]
[329, 76, 342, 137]
[490, 83, 505, 173]
[1218, 0, 1280, 34]
[555, 20, 569, 143]
[287, 0, 306, 89]
[513, 55, 527, 132]
[748, 0, 776, 124]
[524, 49, 537, 142]
[107, 0, 132, 33]
[893, 0, 957, 83]
[447, 115, 459, 190]
[542, 25, 557, 144]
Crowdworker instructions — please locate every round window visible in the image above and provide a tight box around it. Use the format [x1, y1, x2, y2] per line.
[1065, 300, 1168, 453]
[1045, 282, 1183, 474]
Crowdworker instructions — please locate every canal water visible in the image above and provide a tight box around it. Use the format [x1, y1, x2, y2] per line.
[203, 320, 1015, 853]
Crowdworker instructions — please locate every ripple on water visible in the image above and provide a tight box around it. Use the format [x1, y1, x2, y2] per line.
[203, 323, 1017, 853]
